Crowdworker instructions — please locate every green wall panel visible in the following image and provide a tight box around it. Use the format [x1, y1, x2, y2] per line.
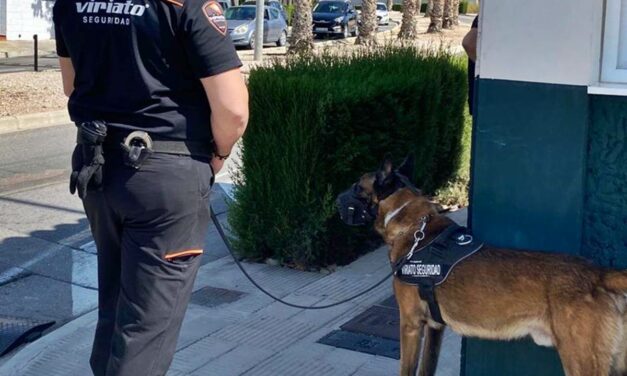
[466, 79, 589, 376]
[582, 95, 627, 268]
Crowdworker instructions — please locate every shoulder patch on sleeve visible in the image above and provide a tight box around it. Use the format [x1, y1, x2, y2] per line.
[202, 1, 227, 35]
[162, 0, 185, 7]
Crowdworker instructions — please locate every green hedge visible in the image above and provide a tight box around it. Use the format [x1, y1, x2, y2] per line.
[459, 1, 468, 14]
[392, 4, 402, 11]
[229, 47, 467, 268]
[420, 2, 427, 13]
[285, 3, 295, 25]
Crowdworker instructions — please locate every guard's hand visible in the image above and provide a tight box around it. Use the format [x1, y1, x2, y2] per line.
[210, 157, 225, 176]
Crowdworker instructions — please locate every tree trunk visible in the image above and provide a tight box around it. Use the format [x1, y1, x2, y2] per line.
[288, 0, 314, 54]
[442, 0, 453, 29]
[427, 0, 443, 32]
[452, 0, 459, 26]
[424, 0, 433, 17]
[387, 0, 394, 15]
[356, 0, 378, 46]
[398, 0, 419, 40]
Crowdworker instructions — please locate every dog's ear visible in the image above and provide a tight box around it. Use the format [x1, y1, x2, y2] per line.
[377, 154, 394, 184]
[397, 153, 415, 181]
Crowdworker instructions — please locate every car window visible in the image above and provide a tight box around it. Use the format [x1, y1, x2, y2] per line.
[264, 9, 270, 19]
[270, 9, 280, 19]
[313, 2, 346, 13]
[376, 4, 387, 11]
[270, 2, 280, 9]
[225, 7, 256, 20]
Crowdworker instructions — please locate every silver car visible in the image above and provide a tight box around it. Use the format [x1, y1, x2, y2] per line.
[226, 5, 288, 49]
[376, 3, 389, 25]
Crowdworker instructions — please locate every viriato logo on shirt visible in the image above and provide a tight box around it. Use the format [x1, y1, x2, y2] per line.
[76, 0, 148, 25]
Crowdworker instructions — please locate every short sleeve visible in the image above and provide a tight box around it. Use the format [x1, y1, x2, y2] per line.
[54, 24, 70, 58]
[181, 0, 243, 78]
[52, 3, 70, 57]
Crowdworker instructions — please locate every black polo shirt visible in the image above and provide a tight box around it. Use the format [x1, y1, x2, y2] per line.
[53, 0, 242, 143]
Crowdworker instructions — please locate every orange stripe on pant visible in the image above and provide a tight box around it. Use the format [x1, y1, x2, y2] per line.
[164, 249, 204, 260]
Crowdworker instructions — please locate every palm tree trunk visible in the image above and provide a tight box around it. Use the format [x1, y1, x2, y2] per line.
[452, 0, 459, 26]
[442, 0, 453, 29]
[424, 0, 433, 17]
[387, 0, 394, 15]
[427, 0, 443, 32]
[398, 0, 419, 39]
[288, 0, 314, 54]
[356, 0, 378, 46]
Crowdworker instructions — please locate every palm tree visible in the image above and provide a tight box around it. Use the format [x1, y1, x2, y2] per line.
[398, 0, 419, 40]
[387, 0, 394, 16]
[427, 0, 442, 32]
[424, 0, 432, 17]
[288, 0, 314, 54]
[452, 0, 460, 26]
[442, 0, 453, 29]
[357, 0, 378, 46]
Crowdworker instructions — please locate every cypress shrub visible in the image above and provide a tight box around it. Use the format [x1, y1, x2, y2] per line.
[229, 47, 467, 268]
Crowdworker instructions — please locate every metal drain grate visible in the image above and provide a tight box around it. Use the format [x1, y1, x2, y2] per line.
[318, 330, 400, 359]
[340, 305, 400, 341]
[190, 286, 246, 308]
[0, 315, 55, 356]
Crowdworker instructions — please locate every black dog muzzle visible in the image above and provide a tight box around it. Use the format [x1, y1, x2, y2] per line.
[336, 184, 377, 226]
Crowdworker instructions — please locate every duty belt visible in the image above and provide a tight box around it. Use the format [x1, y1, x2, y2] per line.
[102, 130, 213, 158]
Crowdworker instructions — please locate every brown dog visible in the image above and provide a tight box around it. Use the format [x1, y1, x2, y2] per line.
[338, 156, 627, 376]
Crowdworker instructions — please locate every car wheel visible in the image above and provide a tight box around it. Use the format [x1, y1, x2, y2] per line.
[248, 32, 255, 50]
[277, 30, 287, 46]
[343, 25, 349, 38]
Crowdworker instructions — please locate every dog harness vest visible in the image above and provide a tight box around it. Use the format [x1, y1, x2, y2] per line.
[393, 223, 483, 324]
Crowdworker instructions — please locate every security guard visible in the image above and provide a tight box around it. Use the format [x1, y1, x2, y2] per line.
[52, 0, 249, 374]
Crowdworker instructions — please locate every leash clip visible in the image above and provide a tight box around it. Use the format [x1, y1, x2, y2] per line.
[406, 216, 429, 260]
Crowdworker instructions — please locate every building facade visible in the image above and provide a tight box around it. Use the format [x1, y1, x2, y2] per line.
[467, 0, 627, 374]
[1, 0, 56, 40]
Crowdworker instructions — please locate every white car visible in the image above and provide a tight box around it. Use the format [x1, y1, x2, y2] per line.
[376, 3, 389, 25]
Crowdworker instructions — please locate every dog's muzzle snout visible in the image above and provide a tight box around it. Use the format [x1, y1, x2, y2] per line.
[336, 184, 376, 226]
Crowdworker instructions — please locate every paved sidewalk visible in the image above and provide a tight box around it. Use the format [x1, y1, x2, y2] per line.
[0, 186, 464, 375]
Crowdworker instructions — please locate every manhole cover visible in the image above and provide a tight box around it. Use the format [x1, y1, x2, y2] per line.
[190, 286, 245, 308]
[318, 330, 400, 359]
[340, 305, 400, 341]
[0, 315, 55, 356]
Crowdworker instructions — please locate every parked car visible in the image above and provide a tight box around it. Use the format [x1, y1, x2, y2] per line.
[376, 3, 389, 25]
[241, 0, 288, 22]
[312, 0, 359, 38]
[218, 0, 231, 10]
[226, 5, 288, 49]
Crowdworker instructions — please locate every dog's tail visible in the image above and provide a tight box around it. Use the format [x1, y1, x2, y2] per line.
[603, 271, 627, 292]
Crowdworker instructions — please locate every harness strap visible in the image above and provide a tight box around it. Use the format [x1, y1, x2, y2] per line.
[417, 282, 444, 324]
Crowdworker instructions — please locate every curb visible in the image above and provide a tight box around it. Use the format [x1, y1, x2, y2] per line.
[0, 110, 70, 135]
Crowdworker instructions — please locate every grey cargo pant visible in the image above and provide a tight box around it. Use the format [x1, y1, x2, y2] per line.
[82, 149, 214, 376]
